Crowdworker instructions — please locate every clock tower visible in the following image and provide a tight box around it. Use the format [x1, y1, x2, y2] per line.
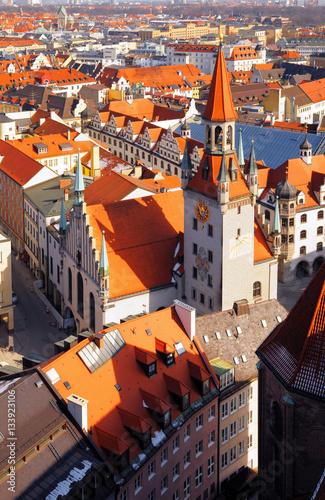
[183, 37, 277, 314]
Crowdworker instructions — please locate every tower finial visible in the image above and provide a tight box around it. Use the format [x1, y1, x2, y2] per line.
[99, 230, 109, 277]
[74, 149, 84, 205]
[59, 196, 67, 234]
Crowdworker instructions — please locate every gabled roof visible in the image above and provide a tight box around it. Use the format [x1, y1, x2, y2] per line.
[257, 261, 325, 399]
[40, 306, 217, 466]
[86, 190, 184, 299]
[202, 43, 237, 123]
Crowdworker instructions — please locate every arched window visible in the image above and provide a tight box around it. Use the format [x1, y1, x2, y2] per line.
[300, 246, 306, 255]
[317, 226, 323, 235]
[318, 210, 324, 220]
[300, 214, 307, 223]
[265, 210, 270, 221]
[215, 125, 222, 145]
[68, 268, 72, 302]
[300, 230, 307, 239]
[89, 292, 95, 330]
[77, 272, 84, 317]
[253, 281, 261, 298]
[270, 401, 283, 441]
[290, 203, 295, 209]
[227, 125, 232, 146]
[317, 242, 323, 252]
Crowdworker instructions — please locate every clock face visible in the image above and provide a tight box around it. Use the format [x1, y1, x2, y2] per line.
[195, 200, 210, 224]
[229, 234, 252, 259]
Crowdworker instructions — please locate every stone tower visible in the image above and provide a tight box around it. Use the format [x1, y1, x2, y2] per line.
[183, 37, 277, 314]
[57, 5, 67, 31]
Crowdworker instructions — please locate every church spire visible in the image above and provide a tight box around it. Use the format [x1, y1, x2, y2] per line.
[74, 149, 84, 205]
[248, 140, 258, 176]
[59, 197, 67, 234]
[202, 35, 237, 123]
[99, 230, 109, 277]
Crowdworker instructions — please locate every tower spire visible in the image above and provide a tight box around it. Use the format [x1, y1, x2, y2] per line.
[237, 127, 245, 170]
[59, 197, 67, 234]
[202, 35, 237, 123]
[74, 149, 84, 205]
[99, 230, 109, 277]
[248, 140, 258, 176]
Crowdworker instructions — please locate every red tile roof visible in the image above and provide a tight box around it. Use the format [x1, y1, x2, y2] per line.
[257, 261, 325, 398]
[40, 306, 217, 464]
[203, 44, 237, 122]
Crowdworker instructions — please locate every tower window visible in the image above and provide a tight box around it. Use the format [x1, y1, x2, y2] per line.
[193, 267, 198, 279]
[193, 243, 198, 255]
[237, 228, 241, 237]
[317, 226, 323, 235]
[193, 218, 198, 230]
[265, 210, 270, 220]
[300, 246, 306, 255]
[208, 224, 213, 237]
[301, 214, 307, 223]
[300, 230, 307, 239]
[318, 210, 324, 220]
[289, 234, 294, 243]
[253, 281, 261, 298]
[317, 242, 323, 252]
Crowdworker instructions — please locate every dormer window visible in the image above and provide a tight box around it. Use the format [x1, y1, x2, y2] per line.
[164, 374, 190, 411]
[134, 346, 157, 378]
[155, 338, 175, 367]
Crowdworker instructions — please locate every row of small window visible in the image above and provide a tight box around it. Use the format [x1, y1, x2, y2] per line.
[130, 458, 216, 499]
[300, 243, 323, 254]
[193, 218, 213, 236]
[221, 436, 253, 469]
[221, 411, 253, 444]
[192, 268, 213, 286]
[192, 288, 214, 309]
[221, 388, 253, 419]
[279, 211, 324, 227]
[43, 158, 65, 168]
[299, 228, 324, 238]
[24, 204, 37, 223]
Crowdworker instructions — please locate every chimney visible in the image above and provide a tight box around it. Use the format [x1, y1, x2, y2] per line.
[173, 300, 196, 341]
[133, 161, 142, 178]
[67, 394, 89, 431]
[50, 110, 56, 120]
[91, 144, 101, 178]
[94, 333, 104, 349]
[64, 187, 69, 201]
[270, 114, 275, 126]
[67, 129, 70, 141]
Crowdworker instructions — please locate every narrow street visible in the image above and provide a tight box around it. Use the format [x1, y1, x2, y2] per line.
[9, 254, 67, 358]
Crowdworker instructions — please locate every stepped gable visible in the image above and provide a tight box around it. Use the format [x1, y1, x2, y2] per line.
[257, 261, 325, 398]
[202, 42, 237, 123]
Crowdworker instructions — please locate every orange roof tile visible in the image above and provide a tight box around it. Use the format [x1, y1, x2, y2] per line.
[85, 190, 184, 299]
[40, 306, 217, 463]
[254, 220, 273, 262]
[203, 45, 237, 122]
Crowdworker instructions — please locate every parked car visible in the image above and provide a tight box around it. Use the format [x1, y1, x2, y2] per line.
[12, 291, 17, 305]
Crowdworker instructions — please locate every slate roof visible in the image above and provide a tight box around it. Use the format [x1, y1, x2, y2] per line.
[0, 371, 113, 499]
[196, 300, 288, 385]
[257, 261, 325, 399]
[175, 120, 325, 169]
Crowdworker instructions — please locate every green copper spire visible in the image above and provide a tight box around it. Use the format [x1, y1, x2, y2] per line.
[237, 127, 245, 167]
[180, 140, 191, 171]
[99, 230, 109, 277]
[248, 140, 258, 176]
[59, 197, 67, 234]
[217, 151, 230, 183]
[74, 149, 84, 205]
[273, 195, 281, 235]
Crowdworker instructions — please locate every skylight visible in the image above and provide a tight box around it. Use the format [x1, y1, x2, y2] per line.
[226, 329, 232, 337]
[146, 329, 152, 336]
[233, 356, 240, 365]
[45, 367, 60, 385]
[203, 335, 209, 343]
[276, 316, 282, 323]
[174, 341, 186, 356]
[215, 332, 221, 340]
[236, 326, 242, 335]
[261, 319, 267, 328]
[78, 328, 126, 373]
[241, 354, 247, 363]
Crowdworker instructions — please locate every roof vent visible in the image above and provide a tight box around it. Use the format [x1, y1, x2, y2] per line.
[35, 380, 43, 388]
[233, 299, 249, 316]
